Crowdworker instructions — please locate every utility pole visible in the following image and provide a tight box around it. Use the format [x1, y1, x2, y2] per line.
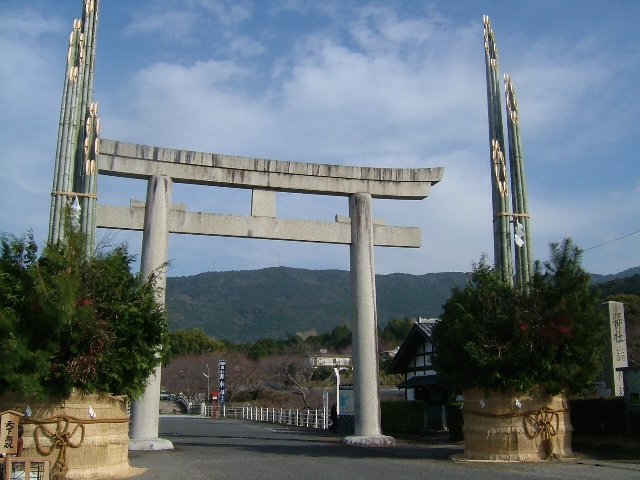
[203, 364, 210, 403]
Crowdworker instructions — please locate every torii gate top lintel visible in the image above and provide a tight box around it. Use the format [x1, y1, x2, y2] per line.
[98, 139, 444, 200]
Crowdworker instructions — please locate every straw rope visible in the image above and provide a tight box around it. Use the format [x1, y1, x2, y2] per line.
[494, 211, 530, 218]
[51, 191, 97, 199]
[23, 415, 128, 480]
[463, 406, 568, 460]
[523, 408, 562, 460]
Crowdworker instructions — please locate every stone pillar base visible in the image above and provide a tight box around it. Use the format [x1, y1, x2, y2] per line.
[128, 438, 174, 451]
[342, 435, 395, 446]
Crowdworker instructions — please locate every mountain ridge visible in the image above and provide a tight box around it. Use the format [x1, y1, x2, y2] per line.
[165, 266, 640, 343]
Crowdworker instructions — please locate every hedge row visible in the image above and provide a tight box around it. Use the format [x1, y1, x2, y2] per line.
[380, 401, 426, 434]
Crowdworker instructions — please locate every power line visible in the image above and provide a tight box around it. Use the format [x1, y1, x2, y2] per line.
[584, 229, 640, 252]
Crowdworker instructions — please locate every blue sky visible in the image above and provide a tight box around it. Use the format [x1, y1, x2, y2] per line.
[1, 0, 639, 278]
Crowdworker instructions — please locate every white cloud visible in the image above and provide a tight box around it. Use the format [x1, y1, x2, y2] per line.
[1, 0, 639, 278]
[198, 0, 253, 26]
[123, 10, 198, 41]
[227, 34, 267, 57]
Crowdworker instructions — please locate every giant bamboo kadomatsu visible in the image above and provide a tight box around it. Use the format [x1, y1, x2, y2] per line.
[483, 15, 533, 290]
[48, 0, 100, 255]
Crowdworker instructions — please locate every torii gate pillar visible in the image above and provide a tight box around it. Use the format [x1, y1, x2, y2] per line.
[129, 175, 174, 450]
[344, 193, 394, 445]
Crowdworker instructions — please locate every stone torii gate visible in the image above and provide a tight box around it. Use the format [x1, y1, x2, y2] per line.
[97, 140, 443, 448]
[48, 0, 444, 449]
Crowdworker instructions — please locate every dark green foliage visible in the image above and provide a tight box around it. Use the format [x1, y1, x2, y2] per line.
[162, 324, 357, 361]
[381, 317, 419, 344]
[445, 402, 464, 441]
[167, 328, 227, 358]
[247, 338, 281, 360]
[323, 325, 352, 350]
[0, 228, 167, 399]
[380, 401, 426, 434]
[243, 325, 354, 360]
[166, 267, 467, 342]
[433, 239, 607, 395]
[597, 274, 640, 297]
[313, 366, 334, 381]
[164, 265, 638, 345]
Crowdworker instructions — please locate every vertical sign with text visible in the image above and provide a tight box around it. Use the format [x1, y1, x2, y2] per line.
[0, 412, 20, 455]
[218, 359, 226, 405]
[604, 301, 628, 397]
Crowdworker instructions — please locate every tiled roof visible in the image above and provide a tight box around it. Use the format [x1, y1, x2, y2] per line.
[385, 320, 436, 374]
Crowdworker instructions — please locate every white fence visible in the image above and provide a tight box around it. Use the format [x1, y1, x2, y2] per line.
[201, 405, 329, 430]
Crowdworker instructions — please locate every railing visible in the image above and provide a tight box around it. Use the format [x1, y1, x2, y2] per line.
[201, 405, 329, 430]
[175, 393, 192, 413]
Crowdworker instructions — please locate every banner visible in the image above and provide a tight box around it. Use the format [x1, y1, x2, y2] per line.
[218, 360, 226, 405]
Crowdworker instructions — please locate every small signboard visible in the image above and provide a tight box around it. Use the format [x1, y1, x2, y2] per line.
[0, 410, 23, 455]
[305, 355, 352, 369]
[338, 385, 354, 415]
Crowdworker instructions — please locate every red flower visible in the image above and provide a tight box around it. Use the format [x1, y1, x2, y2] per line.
[519, 322, 529, 332]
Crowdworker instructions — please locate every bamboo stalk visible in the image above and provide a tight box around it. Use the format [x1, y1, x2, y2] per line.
[483, 16, 513, 284]
[505, 74, 533, 291]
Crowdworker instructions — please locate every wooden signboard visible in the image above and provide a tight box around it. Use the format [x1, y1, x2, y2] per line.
[0, 410, 22, 456]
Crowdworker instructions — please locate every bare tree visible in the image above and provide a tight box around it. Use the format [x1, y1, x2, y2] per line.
[266, 354, 322, 410]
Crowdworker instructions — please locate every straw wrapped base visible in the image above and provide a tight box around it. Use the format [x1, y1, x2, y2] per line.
[0, 391, 141, 479]
[462, 388, 573, 461]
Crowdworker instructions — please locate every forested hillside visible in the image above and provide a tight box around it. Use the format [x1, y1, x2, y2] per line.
[591, 267, 640, 285]
[165, 267, 466, 342]
[165, 267, 640, 346]
[596, 274, 640, 297]
[162, 271, 640, 405]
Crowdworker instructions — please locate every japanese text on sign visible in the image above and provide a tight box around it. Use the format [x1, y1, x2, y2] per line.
[218, 360, 226, 405]
[0, 413, 20, 454]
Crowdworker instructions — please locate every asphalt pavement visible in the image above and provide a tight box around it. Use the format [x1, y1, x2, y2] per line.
[127, 415, 640, 480]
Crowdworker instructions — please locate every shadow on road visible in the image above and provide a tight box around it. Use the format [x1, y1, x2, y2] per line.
[161, 418, 462, 461]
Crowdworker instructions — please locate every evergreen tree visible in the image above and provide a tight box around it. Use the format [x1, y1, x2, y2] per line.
[433, 239, 607, 395]
[0, 226, 167, 399]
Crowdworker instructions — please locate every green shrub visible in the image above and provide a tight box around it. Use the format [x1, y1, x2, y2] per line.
[433, 239, 606, 395]
[381, 401, 425, 434]
[0, 228, 167, 399]
[445, 402, 464, 441]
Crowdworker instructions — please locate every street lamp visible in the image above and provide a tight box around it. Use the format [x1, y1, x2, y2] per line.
[179, 370, 189, 396]
[203, 364, 210, 403]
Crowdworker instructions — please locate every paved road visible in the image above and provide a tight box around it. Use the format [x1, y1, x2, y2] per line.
[128, 416, 640, 480]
